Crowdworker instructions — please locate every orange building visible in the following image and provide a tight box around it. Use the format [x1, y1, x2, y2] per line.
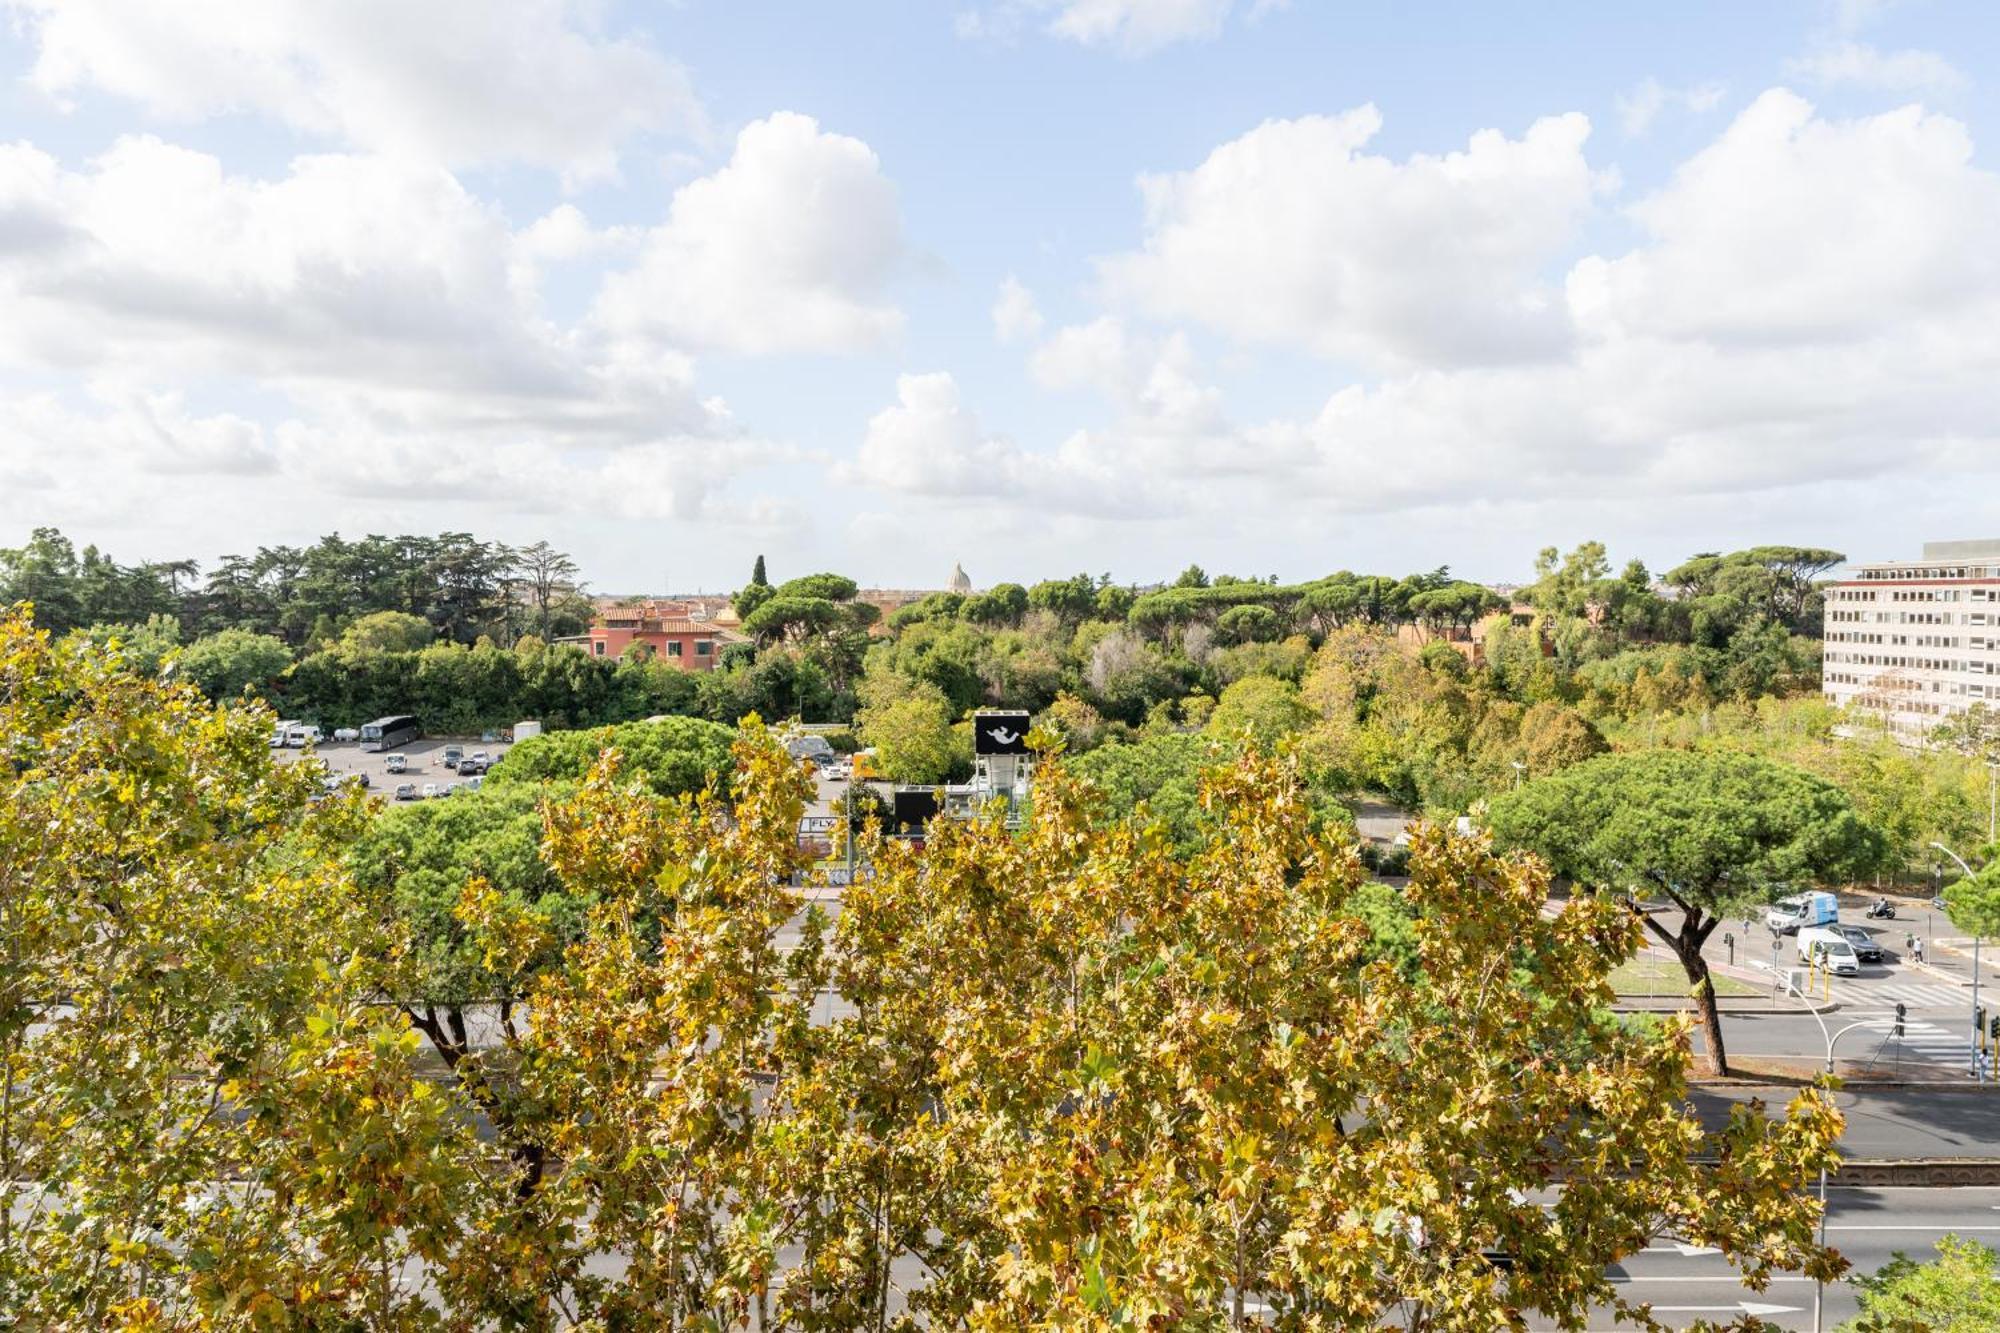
[579, 601, 728, 670]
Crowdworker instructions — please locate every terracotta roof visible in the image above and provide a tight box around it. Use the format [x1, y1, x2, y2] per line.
[597, 618, 718, 635]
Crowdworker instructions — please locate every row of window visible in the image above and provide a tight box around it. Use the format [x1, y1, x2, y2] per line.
[1825, 610, 1996, 625]
[590, 638, 716, 658]
[1823, 651, 1996, 673]
[1824, 632, 2000, 648]
[1854, 566, 2000, 581]
[1828, 587, 1999, 602]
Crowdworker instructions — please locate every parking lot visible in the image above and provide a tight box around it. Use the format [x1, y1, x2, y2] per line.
[275, 735, 514, 801]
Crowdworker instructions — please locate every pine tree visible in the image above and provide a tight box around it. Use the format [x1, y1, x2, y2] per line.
[751, 554, 769, 587]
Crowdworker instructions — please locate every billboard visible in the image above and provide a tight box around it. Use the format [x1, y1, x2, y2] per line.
[891, 786, 940, 835]
[972, 710, 1032, 756]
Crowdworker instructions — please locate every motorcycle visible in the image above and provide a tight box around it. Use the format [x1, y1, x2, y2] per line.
[1865, 898, 1896, 920]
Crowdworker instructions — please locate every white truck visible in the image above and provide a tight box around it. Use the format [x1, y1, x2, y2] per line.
[1766, 890, 1838, 935]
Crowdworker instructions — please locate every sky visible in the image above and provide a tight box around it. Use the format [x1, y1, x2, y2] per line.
[1, 0, 1997, 593]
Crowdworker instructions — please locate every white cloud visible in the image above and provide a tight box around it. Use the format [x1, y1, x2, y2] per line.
[0, 136, 733, 442]
[1786, 41, 1967, 95]
[1047, 0, 1236, 53]
[957, 0, 1282, 55]
[1218, 91, 2000, 513]
[1099, 107, 1608, 369]
[992, 276, 1044, 343]
[1615, 78, 1726, 136]
[594, 113, 906, 357]
[848, 372, 1157, 515]
[1030, 316, 1226, 440]
[5, 0, 703, 181]
[883, 90, 2000, 535]
[1568, 90, 2000, 346]
[0, 129, 857, 543]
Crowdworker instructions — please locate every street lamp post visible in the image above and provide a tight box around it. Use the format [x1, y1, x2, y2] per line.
[1931, 841, 1981, 1082]
[1780, 971, 1879, 1333]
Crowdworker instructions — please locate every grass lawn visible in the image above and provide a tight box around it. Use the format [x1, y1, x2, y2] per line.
[1608, 956, 1760, 998]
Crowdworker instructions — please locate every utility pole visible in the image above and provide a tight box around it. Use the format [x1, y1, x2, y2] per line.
[1780, 969, 1879, 1333]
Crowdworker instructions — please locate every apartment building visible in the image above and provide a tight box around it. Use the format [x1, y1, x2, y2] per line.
[1822, 539, 2000, 736]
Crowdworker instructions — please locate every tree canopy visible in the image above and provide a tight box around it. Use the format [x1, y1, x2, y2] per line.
[1841, 1234, 2000, 1332]
[1488, 749, 1881, 1073]
[486, 716, 737, 799]
[0, 618, 1854, 1326]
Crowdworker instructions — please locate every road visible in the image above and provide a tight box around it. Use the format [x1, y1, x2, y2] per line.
[1546, 1186, 2000, 1331]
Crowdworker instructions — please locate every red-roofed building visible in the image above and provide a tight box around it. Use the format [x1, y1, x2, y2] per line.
[579, 600, 729, 670]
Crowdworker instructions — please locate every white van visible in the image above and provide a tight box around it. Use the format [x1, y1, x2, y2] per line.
[1796, 926, 1862, 976]
[284, 724, 323, 748]
[1766, 891, 1838, 935]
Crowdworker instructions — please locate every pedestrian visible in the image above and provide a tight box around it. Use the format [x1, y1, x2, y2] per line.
[1913, 935, 1926, 966]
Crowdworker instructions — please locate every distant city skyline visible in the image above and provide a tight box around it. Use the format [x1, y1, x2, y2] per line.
[2, 2, 1998, 588]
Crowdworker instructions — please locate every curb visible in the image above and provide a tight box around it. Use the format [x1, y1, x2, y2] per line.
[1831, 1159, 2000, 1186]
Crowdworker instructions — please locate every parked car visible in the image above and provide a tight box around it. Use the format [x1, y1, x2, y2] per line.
[283, 724, 322, 747]
[421, 783, 441, 800]
[464, 776, 483, 791]
[393, 783, 419, 801]
[1796, 926, 1862, 976]
[384, 753, 408, 774]
[456, 758, 486, 777]
[442, 746, 464, 770]
[1830, 924, 1885, 964]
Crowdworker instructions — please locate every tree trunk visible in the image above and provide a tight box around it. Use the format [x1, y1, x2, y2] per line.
[1679, 939, 1729, 1078]
[1639, 905, 1728, 1077]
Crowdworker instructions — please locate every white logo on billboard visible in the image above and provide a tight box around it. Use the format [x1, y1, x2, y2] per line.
[986, 726, 1022, 747]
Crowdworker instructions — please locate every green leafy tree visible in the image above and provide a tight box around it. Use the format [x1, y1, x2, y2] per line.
[1028, 573, 1097, 624]
[1215, 603, 1283, 645]
[1488, 749, 1882, 1074]
[858, 685, 964, 783]
[349, 783, 570, 1066]
[1944, 861, 2000, 938]
[1842, 1234, 2000, 1331]
[340, 609, 436, 653]
[74, 613, 182, 677]
[751, 553, 769, 587]
[0, 604, 462, 1326]
[1515, 699, 1609, 777]
[1068, 731, 1213, 852]
[1205, 674, 1313, 751]
[821, 745, 1844, 1327]
[178, 627, 294, 699]
[776, 572, 859, 603]
[487, 716, 736, 799]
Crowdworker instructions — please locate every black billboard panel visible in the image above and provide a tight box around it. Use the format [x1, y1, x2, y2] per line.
[891, 786, 940, 835]
[972, 711, 1032, 756]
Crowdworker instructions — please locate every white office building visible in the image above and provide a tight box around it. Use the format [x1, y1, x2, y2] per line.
[1823, 539, 2000, 737]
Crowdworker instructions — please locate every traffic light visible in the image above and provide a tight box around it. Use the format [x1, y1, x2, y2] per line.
[1894, 1002, 1906, 1039]
[1987, 1013, 1999, 1044]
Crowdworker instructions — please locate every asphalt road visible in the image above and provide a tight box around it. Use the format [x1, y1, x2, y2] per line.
[1549, 1186, 2000, 1331]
